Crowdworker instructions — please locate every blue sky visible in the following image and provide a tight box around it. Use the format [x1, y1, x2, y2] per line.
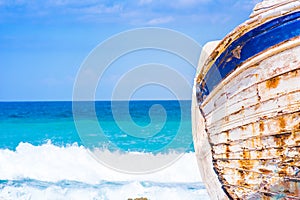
[0, 0, 260, 101]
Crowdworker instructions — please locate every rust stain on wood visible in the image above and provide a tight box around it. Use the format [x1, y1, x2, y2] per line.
[239, 149, 253, 171]
[278, 116, 286, 130]
[225, 131, 230, 159]
[273, 132, 291, 147]
[208, 111, 300, 198]
[259, 121, 265, 132]
[266, 76, 280, 89]
[224, 116, 229, 122]
[258, 168, 272, 174]
[225, 144, 230, 159]
[193, 4, 300, 198]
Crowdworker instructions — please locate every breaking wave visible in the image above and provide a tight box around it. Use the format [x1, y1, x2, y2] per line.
[0, 142, 208, 200]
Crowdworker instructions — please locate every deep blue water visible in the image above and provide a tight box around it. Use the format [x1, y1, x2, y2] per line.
[0, 101, 194, 152]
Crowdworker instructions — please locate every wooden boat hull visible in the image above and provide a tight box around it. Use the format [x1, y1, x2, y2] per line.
[192, 1, 300, 199]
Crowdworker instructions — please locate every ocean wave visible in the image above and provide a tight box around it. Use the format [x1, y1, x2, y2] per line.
[0, 141, 202, 183]
[0, 142, 209, 199]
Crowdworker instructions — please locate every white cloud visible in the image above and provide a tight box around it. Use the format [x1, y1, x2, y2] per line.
[46, 0, 99, 7]
[68, 3, 122, 15]
[146, 16, 174, 25]
[0, 0, 258, 27]
[0, 0, 121, 13]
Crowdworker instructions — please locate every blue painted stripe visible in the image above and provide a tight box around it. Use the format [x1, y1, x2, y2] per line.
[197, 11, 300, 103]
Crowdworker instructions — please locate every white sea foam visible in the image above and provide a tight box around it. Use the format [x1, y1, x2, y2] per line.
[0, 142, 202, 183]
[0, 181, 209, 200]
[0, 142, 209, 199]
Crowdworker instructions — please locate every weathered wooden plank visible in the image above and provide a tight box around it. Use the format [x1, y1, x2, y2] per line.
[204, 58, 300, 127]
[197, 4, 300, 87]
[215, 159, 300, 176]
[213, 146, 300, 160]
[258, 70, 300, 102]
[215, 167, 300, 198]
[210, 110, 300, 146]
[201, 42, 300, 117]
[192, 1, 300, 199]
[251, 0, 300, 18]
[192, 41, 229, 200]
[212, 135, 300, 156]
[223, 183, 300, 199]
[206, 91, 300, 137]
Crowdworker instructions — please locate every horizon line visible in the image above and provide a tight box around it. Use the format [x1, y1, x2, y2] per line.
[0, 99, 192, 103]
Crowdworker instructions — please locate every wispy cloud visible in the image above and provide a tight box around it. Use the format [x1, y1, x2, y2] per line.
[0, 0, 124, 23]
[67, 3, 122, 15]
[45, 0, 99, 7]
[0, 0, 258, 27]
[146, 16, 174, 25]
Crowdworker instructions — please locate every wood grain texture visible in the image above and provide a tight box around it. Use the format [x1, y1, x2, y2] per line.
[192, 1, 300, 199]
[205, 39, 300, 199]
[192, 41, 229, 200]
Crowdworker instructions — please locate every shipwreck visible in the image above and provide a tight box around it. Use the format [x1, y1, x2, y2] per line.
[192, 0, 300, 199]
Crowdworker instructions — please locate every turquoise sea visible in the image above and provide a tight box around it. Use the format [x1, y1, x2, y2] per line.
[0, 101, 209, 199]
